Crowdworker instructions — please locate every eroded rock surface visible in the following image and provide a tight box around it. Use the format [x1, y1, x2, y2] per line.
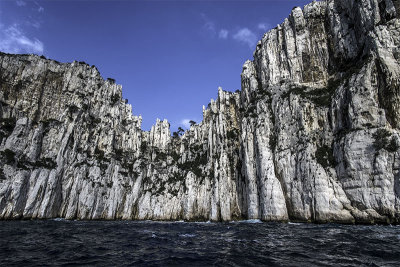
[1, 0, 400, 223]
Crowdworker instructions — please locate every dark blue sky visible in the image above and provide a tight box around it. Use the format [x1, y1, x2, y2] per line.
[0, 0, 311, 131]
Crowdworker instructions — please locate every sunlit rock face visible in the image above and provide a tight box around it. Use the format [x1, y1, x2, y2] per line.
[1, 0, 400, 223]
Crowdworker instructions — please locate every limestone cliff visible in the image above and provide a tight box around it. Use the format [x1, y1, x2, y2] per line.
[1, 0, 400, 224]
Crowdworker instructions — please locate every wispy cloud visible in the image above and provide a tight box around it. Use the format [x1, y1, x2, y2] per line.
[201, 13, 216, 37]
[30, 21, 41, 29]
[33, 1, 44, 12]
[233, 28, 257, 49]
[180, 119, 198, 129]
[200, 15, 271, 49]
[181, 119, 191, 128]
[0, 24, 44, 54]
[16, 1, 26, 7]
[218, 29, 228, 39]
[258, 22, 271, 31]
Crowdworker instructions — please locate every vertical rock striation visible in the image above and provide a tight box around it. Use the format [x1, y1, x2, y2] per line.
[1, 0, 400, 223]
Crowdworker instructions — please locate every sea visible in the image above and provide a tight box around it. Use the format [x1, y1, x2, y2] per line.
[1, 219, 399, 266]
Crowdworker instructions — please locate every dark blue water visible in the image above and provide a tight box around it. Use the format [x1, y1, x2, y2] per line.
[1, 219, 399, 266]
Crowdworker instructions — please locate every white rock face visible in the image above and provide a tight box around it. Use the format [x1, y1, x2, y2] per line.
[1, 0, 400, 223]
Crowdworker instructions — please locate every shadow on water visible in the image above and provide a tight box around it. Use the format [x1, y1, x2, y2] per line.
[1, 220, 400, 266]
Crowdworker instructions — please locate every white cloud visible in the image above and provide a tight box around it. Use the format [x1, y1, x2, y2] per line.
[0, 24, 44, 54]
[258, 23, 271, 31]
[219, 29, 228, 39]
[181, 119, 191, 129]
[30, 21, 41, 29]
[233, 28, 257, 49]
[25, 20, 41, 29]
[34, 1, 44, 12]
[201, 13, 216, 36]
[16, 1, 26, 7]
[180, 119, 198, 129]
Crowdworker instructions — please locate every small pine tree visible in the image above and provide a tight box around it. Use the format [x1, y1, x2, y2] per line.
[177, 127, 184, 136]
[387, 136, 399, 152]
[107, 78, 116, 84]
[372, 128, 391, 150]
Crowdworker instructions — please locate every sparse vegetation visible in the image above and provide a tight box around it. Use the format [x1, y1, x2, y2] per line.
[33, 158, 57, 169]
[0, 169, 6, 181]
[94, 147, 105, 160]
[1, 149, 15, 165]
[387, 137, 400, 152]
[81, 103, 89, 110]
[140, 141, 148, 153]
[373, 128, 391, 150]
[155, 151, 167, 161]
[41, 118, 60, 129]
[172, 132, 180, 139]
[168, 172, 185, 183]
[189, 143, 203, 153]
[171, 151, 180, 161]
[177, 127, 184, 136]
[110, 94, 120, 105]
[15, 154, 57, 170]
[283, 56, 371, 108]
[0, 117, 16, 132]
[107, 78, 116, 84]
[172, 132, 179, 139]
[0, 117, 16, 141]
[269, 134, 277, 150]
[282, 81, 337, 107]
[68, 104, 80, 118]
[100, 163, 108, 171]
[373, 128, 399, 152]
[227, 129, 239, 140]
[89, 115, 101, 125]
[316, 145, 336, 168]
[177, 153, 207, 177]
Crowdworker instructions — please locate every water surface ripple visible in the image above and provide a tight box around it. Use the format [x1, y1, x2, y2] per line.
[1, 220, 399, 266]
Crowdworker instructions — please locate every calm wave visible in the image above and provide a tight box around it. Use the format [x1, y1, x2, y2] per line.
[1, 220, 399, 266]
